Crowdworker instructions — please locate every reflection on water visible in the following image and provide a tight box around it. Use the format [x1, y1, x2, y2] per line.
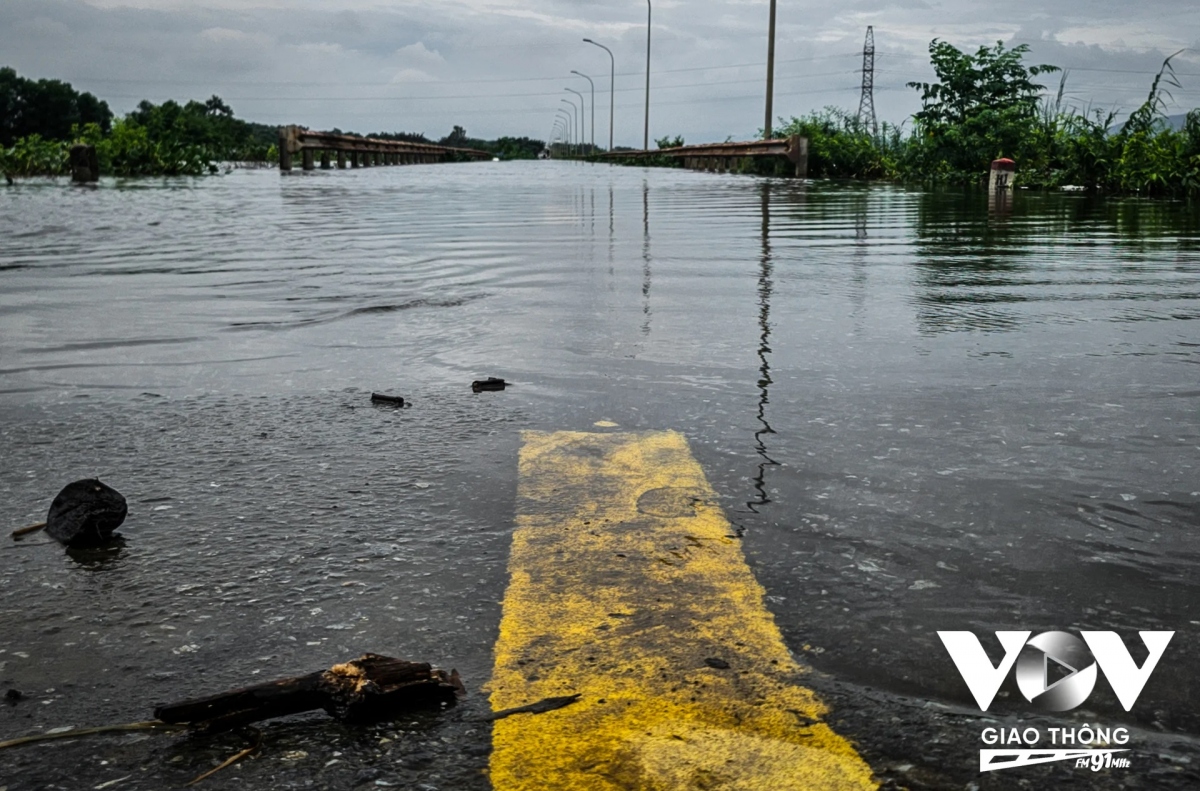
[912, 189, 1200, 334]
[2, 165, 1200, 753]
[747, 183, 777, 519]
[641, 180, 652, 338]
[65, 538, 126, 569]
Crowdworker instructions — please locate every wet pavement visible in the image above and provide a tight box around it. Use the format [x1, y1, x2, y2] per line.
[1, 163, 1199, 789]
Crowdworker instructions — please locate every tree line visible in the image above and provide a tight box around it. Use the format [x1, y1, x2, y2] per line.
[1, 67, 544, 178]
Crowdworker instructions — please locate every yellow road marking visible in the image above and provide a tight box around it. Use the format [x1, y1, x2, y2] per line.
[489, 430, 877, 790]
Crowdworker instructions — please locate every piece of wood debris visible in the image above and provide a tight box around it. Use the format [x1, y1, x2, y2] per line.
[155, 654, 464, 735]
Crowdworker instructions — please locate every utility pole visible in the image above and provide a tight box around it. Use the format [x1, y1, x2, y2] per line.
[764, 0, 777, 139]
[644, 0, 652, 150]
[857, 25, 877, 135]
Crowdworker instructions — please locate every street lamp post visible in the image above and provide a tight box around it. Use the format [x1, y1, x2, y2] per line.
[571, 70, 595, 153]
[764, 0, 777, 139]
[565, 89, 585, 155]
[552, 120, 564, 157]
[644, 0, 651, 150]
[557, 107, 574, 157]
[558, 116, 570, 157]
[583, 38, 614, 152]
[557, 109, 569, 157]
[562, 96, 581, 158]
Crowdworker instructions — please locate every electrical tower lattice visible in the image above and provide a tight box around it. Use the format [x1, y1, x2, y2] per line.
[857, 26, 877, 135]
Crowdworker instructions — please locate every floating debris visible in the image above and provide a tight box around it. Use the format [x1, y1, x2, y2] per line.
[44, 479, 128, 548]
[370, 392, 406, 407]
[154, 653, 464, 735]
[471, 377, 506, 393]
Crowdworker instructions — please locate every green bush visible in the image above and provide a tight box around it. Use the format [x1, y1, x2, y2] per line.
[904, 40, 1058, 182]
[776, 108, 901, 179]
[0, 134, 69, 177]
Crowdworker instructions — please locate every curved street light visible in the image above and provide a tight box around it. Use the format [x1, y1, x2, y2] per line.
[570, 70, 595, 153]
[644, 0, 652, 150]
[557, 106, 573, 156]
[555, 115, 569, 156]
[556, 107, 573, 156]
[551, 119, 564, 157]
[564, 89, 585, 155]
[583, 38, 614, 153]
[561, 96, 581, 158]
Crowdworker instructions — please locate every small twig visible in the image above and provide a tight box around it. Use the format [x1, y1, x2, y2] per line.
[11, 521, 47, 540]
[0, 720, 184, 750]
[477, 694, 581, 722]
[186, 728, 261, 786]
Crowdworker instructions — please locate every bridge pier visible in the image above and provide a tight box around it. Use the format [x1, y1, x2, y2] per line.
[320, 151, 331, 169]
[302, 149, 315, 171]
[278, 127, 294, 171]
[337, 151, 346, 169]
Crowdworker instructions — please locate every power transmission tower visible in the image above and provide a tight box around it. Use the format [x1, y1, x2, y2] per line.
[857, 26, 877, 135]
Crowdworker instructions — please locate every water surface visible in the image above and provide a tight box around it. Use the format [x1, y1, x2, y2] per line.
[2, 163, 1198, 787]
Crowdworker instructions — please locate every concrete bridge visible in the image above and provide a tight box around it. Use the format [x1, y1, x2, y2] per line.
[277, 125, 492, 171]
[601, 135, 809, 177]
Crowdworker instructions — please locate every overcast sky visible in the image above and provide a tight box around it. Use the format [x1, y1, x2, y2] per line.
[3, 0, 1199, 146]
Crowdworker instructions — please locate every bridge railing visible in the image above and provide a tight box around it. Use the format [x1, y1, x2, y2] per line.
[278, 125, 492, 171]
[598, 135, 808, 177]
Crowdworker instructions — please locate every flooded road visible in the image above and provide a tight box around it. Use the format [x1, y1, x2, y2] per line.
[2, 162, 1199, 789]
